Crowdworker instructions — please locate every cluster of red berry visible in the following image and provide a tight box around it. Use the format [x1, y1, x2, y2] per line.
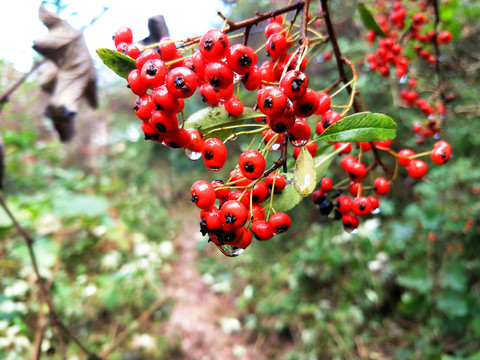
[109, 0, 452, 256]
[365, 0, 452, 143]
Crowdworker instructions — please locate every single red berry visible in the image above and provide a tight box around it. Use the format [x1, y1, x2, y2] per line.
[320, 110, 342, 130]
[266, 34, 287, 61]
[350, 183, 363, 198]
[230, 228, 252, 249]
[150, 110, 178, 136]
[288, 118, 311, 145]
[114, 26, 133, 47]
[249, 204, 265, 221]
[128, 69, 148, 96]
[367, 195, 379, 211]
[267, 107, 296, 133]
[136, 49, 161, 71]
[265, 173, 286, 193]
[292, 88, 319, 117]
[398, 148, 415, 166]
[212, 179, 230, 200]
[259, 60, 277, 83]
[251, 181, 269, 204]
[333, 142, 353, 154]
[265, 22, 284, 38]
[241, 67, 262, 91]
[280, 70, 308, 101]
[340, 155, 357, 171]
[133, 94, 155, 121]
[407, 159, 428, 179]
[437, 30, 452, 45]
[166, 67, 198, 98]
[320, 177, 333, 192]
[205, 61, 234, 90]
[215, 82, 234, 103]
[199, 83, 219, 106]
[293, 140, 317, 159]
[315, 92, 331, 116]
[200, 205, 222, 234]
[259, 87, 288, 117]
[141, 121, 162, 142]
[346, 161, 367, 183]
[201, 137, 227, 171]
[335, 195, 352, 214]
[225, 190, 250, 208]
[239, 150, 266, 180]
[192, 50, 208, 82]
[251, 219, 274, 241]
[158, 36, 177, 61]
[220, 200, 248, 230]
[431, 140, 452, 165]
[224, 96, 244, 117]
[164, 127, 191, 149]
[125, 44, 141, 59]
[342, 213, 359, 232]
[229, 170, 251, 188]
[199, 29, 229, 62]
[268, 212, 291, 235]
[227, 44, 257, 75]
[186, 128, 205, 153]
[140, 59, 168, 89]
[351, 196, 372, 216]
[374, 177, 390, 196]
[152, 85, 180, 114]
[191, 180, 216, 209]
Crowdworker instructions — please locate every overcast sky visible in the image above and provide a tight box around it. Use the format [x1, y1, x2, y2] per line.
[0, 0, 229, 75]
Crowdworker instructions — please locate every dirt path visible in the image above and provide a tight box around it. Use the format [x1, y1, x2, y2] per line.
[161, 208, 265, 360]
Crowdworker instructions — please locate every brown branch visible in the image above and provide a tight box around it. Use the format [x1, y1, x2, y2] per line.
[263, 132, 289, 177]
[182, 1, 306, 47]
[0, 193, 102, 360]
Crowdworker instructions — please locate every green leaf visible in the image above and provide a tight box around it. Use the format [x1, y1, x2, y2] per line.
[294, 147, 316, 197]
[53, 194, 109, 218]
[273, 145, 342, 212]
[184, 107, 262, 140]
[96, 48, 136, 80]
[316, 112, 397, 143]
[358, 3, 387, 37]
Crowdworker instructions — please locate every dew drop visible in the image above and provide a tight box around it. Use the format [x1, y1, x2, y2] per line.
[349, 228, 359, 235]
[371, 207, 382, 215]
[434, 133, 441, 139]
[291, 139, 308, 147]
[399, 75, 407, 84]
[215, 244, 245, 257]
[185, 149, 202, 161]
[270, 143, 281, 151]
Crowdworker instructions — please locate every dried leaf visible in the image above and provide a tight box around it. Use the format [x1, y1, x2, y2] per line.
[294, 147, 316, 197]
[33, 5, 97, 142]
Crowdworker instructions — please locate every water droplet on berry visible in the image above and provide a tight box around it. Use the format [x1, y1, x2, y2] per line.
[434, 133, 441, 139]
[399, 75, 407, 84]
[291, 139, 308, 147]
[371, 207, 382, 215]
[215, 244, 245, 257]
[270, 143, 281, 151]
[349, 228, 359, 235]
[185, 149, 202, 161]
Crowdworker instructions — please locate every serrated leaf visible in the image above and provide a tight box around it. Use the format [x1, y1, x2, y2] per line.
[96, 48, 136, 80]
[272, 145, 344, 212]
[294, 147, 316, 197]
[358, 3, 387, 37]
[317, 112, 396, 143]
[184, 107, 262, 140]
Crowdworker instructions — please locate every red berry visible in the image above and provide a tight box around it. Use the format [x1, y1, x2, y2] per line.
[280, 70, 308, 101]
[251, 181, 269, 204]
[212, 179, 230, 200]
[199, 29, 229, 62]
[227, 44, 257, 75]
[166, 67, 198, 98]
[199, 83, 219, 106]
[259, 87, 288, 117]
[158, 36, 178, 61]
[220, 200, 248, 230]
[141, 121, 162, 142]
[114, 26, 133, 47]
[249, 204, 265, 221]
[267, 107, 296, 133]
[187, 128, 205, 153]
[164, 127, 191, 149]
[191, 180, 216, 209]
[407, 159, 428, 179]
[205, 61, 234, 90]
[128, 69, 148, 96]
[265, 22, 284, 38]
[288, 118, 311, 145]
[224, 96, 244, 116]
[398, 149, 415, 166]
[342, 213, 359, 232]
[374, 177, 390, 196]
[320, 110, 342, 130]
[251, 219, 274, 241]
[201, 137, 227, 171]
[133, 94, 155, 121]
[136, 49, 161, 71]
[239, 150, 266, 180]
[241, 67, 262, 91]
[430, 141, 451, 165]
[140, 59, 168, 89]
[200, 206, 222, 233]
[351, 196, 372, 216]
[150, 110, 178, 136]
[437, 31, 452, 45]
[292, 88, 319, 117]
[265, 173, 286, 193]
[152, 85, 180, 114]
[335, 195, 352, 214]
[315, 92, 331, 116]
[266, 33, 288, 61]
[268, 212, 291, 235]
[346, 161, 367, 183]
[320, 177, 333, 192]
